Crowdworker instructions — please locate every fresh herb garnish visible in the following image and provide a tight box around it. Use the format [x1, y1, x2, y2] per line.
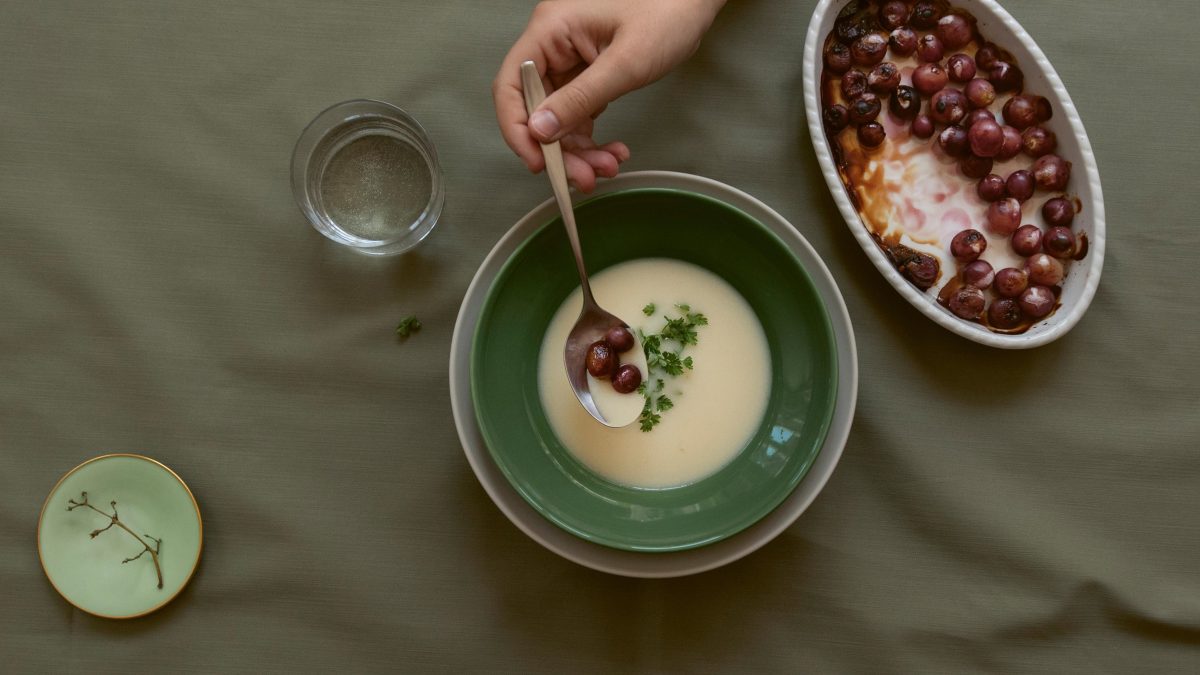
[637, 303, 708, 432]
[639, 395, 662, 432]
[660, 310, 707, 347]
[395, 315, 422, 340]
[661, 352, 686, 376]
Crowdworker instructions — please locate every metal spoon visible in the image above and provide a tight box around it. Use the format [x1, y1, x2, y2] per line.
[520, 60, 639, 428]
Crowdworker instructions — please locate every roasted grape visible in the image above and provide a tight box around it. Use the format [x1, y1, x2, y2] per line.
[911, 114, 935, 139]
[1021, 126, 1057, 157]
[930, 88, 968, 124]
[976, 174, 1006, 202]
[911, 0, 943, 29]
[823, 104, 850, 133]
[825, 42, 852, 74]
[1041, 196, 1075, 228]
[889, 26, 919, 56]
[858, 121, 886, 148]
[1019, 285, 1055, 318]
[986, 197, 1022, 235]
[966, 109, 995, 128]
[948, 285, 986, 319]
[1043, 226, 1076, 259]
[951, 228, 987, 262]
[1011, 224, 1043, 257]
[1005, 95, 1052, 126]
[1033, 154, 1071, 191]
[851, 33, 889, 66]
[947, 53, 977, 82]
[848, 93, 882, 124]
[937, 14, 973, 50]
[996, 125, 1023, 161]
[1033, 96, 1054, 122]
[1026, 253, 1065, 286]
[868, 62, 902, 93]
[834, 2, 870, 44]
[889, 85, 920, 120]
[611, 363, 643, 394]
[989, 61, 1023, 92]
[968, 118, 1004, 157]
[917, 34, 945, 63]
[994, 267, 1029, 298]
[988, 298, 1023, 329]
[879, 0, 909, 30]
[960, 154, 994, 179]
[964, 78, 995, 108]
[605, 326, 635, 353]
[974, 43, 1001, 70]
[912, 62, 949, 96]
[938, 125, 970, 157]
[586, 340, 617, 378]
[904, 253, 940, 290]
[963, 260, 995, 289]
[1002, 95, 1039, 130]
[1006, 169, 1035, 202]
[841, 70, 868, 100]
[836, 26, 868, 47]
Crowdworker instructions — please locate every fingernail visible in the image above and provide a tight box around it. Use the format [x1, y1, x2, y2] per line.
[529, 110, 560, 140]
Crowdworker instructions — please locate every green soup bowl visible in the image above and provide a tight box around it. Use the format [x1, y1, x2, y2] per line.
[471, 188, 837, 551]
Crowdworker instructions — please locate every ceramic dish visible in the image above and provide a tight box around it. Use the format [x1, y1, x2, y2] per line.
[38, 454, 202, 618]
[471, 188, 838, 551]
[451, 171, 858, 576]
[803, 0, 1105, 348]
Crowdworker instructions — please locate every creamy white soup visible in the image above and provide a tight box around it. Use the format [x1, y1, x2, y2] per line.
[537, 258, 772, 488]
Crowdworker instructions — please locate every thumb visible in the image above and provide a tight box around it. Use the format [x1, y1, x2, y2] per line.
[529, 52, 640, 143]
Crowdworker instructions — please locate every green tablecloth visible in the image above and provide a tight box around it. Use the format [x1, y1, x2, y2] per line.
[2, 1, 1197, 671]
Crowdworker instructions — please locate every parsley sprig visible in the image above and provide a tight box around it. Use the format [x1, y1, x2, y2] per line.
[395, 315, 422, 340]
[636, 303, 707, 432]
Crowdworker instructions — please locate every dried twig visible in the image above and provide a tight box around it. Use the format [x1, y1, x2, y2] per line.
[67, 491, 163, 589]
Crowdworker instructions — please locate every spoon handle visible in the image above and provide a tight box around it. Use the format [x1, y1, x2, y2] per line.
[520, 61, 596, 306]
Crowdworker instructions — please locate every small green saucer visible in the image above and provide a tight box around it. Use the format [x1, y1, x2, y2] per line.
[38, 454, 203, 619]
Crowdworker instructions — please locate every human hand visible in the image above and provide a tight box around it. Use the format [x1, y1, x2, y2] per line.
[493, 0, 725, 192]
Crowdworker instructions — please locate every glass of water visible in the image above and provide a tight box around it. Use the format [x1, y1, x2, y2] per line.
[291, 99, 444, 256]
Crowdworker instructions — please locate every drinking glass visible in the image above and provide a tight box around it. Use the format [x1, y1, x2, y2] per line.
[291, 99, 444, 256]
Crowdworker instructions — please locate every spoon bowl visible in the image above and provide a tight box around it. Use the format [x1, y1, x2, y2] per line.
[565, 305, 642, 428]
